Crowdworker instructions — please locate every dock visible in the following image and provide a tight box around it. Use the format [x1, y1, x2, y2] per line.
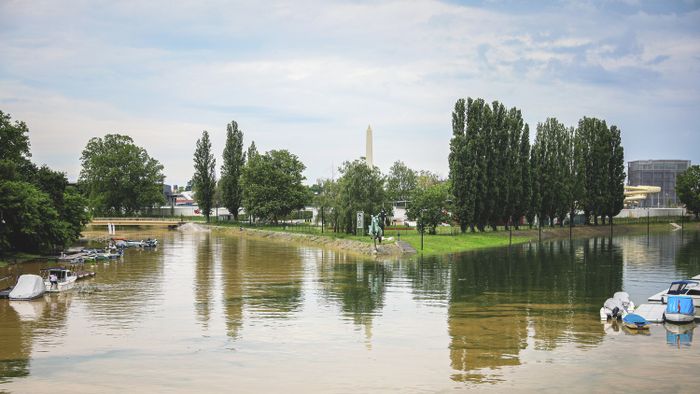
[633, 303, 667, 323]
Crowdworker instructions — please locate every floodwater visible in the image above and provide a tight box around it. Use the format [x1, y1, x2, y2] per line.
[1, 228, 700, 393]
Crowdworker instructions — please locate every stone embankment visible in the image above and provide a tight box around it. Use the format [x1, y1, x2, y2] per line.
[210, 225, 409, 258]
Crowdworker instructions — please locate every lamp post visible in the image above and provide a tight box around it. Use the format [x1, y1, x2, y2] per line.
[420, 209, 427, 251]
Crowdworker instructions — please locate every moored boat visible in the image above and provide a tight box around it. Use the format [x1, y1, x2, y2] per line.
[43, 268, 78, 292]
[622, 313, 650, 330]
[664, 295, 695, 324]
[9, 274, 46, 300]
[600, 291, 635, 320]
[648, 275, 700, 306]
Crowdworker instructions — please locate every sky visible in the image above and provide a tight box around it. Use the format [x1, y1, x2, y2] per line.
[1, 0, 699, 186]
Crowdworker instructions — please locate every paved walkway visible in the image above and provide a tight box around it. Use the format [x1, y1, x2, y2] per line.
[396, 240, 417, 254]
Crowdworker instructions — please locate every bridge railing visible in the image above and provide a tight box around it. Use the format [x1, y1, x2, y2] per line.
[92, 217, 183, 222]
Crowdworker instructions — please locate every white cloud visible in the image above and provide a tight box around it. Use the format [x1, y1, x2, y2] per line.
[0, 0, 698, 185]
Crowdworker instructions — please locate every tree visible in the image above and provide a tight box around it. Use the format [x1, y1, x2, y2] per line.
[606, 125, 625, 221]
[334, 159, 387, 234]
[193, 130, 217, 222]
[220, 121, 246, 220]
[241, 149, 309, 223]
[0, 110, 89, 253]
[677, 166, 700, 218]
[406, 182, 450, 235]
[79, 134, 165, 216]
[385, 161, 417, 202]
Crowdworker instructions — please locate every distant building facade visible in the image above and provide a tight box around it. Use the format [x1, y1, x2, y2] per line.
[627, 160, 690, 207]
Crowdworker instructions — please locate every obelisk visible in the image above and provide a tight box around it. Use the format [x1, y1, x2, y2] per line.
[365, 125, 373, 168]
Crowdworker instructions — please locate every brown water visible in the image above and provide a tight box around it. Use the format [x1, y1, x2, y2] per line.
[1, 228, 700, 393]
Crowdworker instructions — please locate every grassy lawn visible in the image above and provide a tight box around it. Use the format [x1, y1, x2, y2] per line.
[396, 231, 530, 254]
[202, 218, 700, 255]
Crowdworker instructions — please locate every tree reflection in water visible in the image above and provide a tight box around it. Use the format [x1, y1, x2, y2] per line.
[446, 237, 622, 382]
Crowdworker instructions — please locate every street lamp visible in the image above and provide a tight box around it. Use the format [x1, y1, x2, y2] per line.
[420, 209, 427, 251]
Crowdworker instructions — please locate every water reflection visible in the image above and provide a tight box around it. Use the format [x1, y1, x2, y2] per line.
[665, 323, 695, 348]
[320, 260, 391, 330]
[447, 237, 621, 382]
[1, 230, 699, 391]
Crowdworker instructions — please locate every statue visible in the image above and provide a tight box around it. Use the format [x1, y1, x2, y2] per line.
[368, 214, 383, 249]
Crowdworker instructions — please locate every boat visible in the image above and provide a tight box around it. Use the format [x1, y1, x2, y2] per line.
[664, 295, 695, 324]
[143, 239, 158, 248]
[648, 275, 700, 306]
[622, 313, 650, 330]
[8, 274, 46, 300]
[43, 268, 78, 292]
[600, 292, 635, 320]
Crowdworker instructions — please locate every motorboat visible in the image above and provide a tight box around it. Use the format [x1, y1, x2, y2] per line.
[648, 274, 700, 306]
[622, 313, 650, 330]
[143, 239, 158, 248]
[43, 268, 78, 292]
[664, 295, 695, 324]
[600, 291, 635, 320]
[9, 274, 46, 300]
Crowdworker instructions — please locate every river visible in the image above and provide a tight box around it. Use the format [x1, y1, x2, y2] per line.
[1, 228, 699, 393]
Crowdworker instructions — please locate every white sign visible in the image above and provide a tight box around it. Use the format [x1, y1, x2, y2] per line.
[356, 211, 364, 229]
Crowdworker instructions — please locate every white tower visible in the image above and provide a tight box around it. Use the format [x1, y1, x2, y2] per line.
[365, 125, 373, 168]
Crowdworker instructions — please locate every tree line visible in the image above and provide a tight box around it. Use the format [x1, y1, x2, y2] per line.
[449, 97, 625, 232]
[0, 110, 90, 253]
[192, 121, 309, 223]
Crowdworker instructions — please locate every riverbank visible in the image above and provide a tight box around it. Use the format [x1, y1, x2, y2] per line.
[204, 220, 700, 257]
[208, 225, 402, 258]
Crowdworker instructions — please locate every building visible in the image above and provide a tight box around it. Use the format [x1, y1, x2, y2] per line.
[627, 160, 690, 207]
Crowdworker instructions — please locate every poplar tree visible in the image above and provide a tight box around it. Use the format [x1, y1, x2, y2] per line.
[220, 120, 245, 220]
[448, 98, 469, 232]
[193, 130, 216, 222]
[606, 125, 625, 222]
[514, 124, 530, 229]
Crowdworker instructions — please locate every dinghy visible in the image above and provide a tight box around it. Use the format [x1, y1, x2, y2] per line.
[664, 295, 695, 324]
[622, 313, 650, 330]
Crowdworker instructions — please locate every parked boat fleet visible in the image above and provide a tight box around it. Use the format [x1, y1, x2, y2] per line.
[2, 238, 158, 300]
[601, 274, 700, 331]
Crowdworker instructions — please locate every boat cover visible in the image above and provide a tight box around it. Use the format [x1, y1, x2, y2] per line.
[666, 295, 695, 315]
[613, 292, 630, 304]
[623, 313, 649, 326]
[9, 274, 45, 300]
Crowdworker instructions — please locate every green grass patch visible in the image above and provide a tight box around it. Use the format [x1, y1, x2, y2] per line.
[397, 231, 530, 254]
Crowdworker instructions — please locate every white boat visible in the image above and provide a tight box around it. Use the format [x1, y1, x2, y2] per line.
[600, 291, 635, 320]
[664, 295, 696, 324]
[648, 276, 700, 306]
[43, 268, 78, 292]
[9, 274, 46, 300]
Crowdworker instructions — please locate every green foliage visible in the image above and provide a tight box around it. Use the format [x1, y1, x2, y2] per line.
[193, 130, 217, 222]
[449, 97, 529, 232]
[334, 159, 387, 233]
[449, 99, 626, 230]
[385, 160, 417, 201]
[220, 121, 246, 219]
[241, 149, 309, 223]
[406, 182, 450, 234]
[676, 165, 700, 218]
[0, 110, 89, 253]
[79, 134, 165, 216]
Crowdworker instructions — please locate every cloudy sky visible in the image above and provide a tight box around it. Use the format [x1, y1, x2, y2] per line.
[1, 0, 699, 186]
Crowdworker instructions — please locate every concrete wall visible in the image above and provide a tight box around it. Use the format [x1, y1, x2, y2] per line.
[615, 207, 687, 218]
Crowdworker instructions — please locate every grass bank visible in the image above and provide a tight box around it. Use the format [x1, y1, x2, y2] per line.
[204, 219, 700, 256]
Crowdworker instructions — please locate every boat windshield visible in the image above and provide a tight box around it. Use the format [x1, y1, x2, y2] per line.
[668, 283, 687, 294]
